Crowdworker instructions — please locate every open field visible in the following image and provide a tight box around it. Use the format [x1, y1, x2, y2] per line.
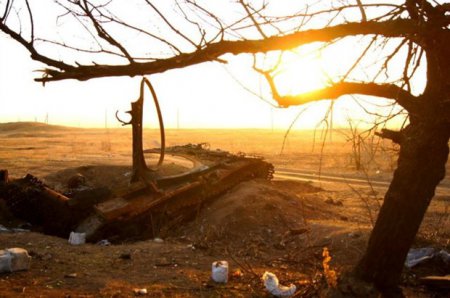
[0, 122, 424, 176]
[0, 122, 449, 297]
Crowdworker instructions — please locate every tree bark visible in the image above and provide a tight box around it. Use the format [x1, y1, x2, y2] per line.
[355, 122, 450, 288]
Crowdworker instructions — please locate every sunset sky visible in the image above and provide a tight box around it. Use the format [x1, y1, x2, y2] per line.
[0, 1, 419, 130]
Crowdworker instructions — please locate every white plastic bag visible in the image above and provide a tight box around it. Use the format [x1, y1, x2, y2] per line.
[68, 232, 86, 245]
[211, 261, 228, 283]
[262, 271, 296, 297]
[0, 248, 31, 273]
[0, 250, 12, 273]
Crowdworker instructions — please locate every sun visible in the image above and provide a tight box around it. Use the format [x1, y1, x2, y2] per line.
[260, 48, 338, 128]
[274, 49, 329, 96]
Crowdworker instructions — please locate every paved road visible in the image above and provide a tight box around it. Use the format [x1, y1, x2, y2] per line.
[274, 167, 450, 194]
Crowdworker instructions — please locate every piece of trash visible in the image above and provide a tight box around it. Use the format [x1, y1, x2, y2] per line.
[64, 273, 77, 278]
[0, 225, 10, 233]
[0, 248, 31, 273]
[211, 260, 228, 283]
[231, 269, 243, 278]
[262, 271, 296, 297]
[0, 225, 29, 234]
[133, 288, 147, 295]
[153, 237, 163, 243]
[96, 239, 111, 246]
[68, 232, 86, 245]
[405, 248, 436, 268]
[405, 247, 450, 268]
[437, 250, 450, 264]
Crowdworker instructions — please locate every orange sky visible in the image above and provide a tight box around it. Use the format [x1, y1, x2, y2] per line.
[0, 1, 422, 130]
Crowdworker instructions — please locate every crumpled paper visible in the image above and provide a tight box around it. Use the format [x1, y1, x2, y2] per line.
[262, 271, 296, 297]
[405, 248, 450, 268]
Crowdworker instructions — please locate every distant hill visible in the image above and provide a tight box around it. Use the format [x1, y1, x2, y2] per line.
[0, 122, 74, 132]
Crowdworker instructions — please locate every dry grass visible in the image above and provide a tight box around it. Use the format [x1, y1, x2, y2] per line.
[1, 122, 448, 245]
[0, 123, 414, 179]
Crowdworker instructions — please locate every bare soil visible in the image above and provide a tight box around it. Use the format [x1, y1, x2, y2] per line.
[0, 123, 448, 297]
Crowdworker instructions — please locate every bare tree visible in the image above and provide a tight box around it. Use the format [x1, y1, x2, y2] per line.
[1, 0, 449, 292]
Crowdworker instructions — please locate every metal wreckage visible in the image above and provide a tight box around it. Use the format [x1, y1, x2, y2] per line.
[0, 78, 274, 242]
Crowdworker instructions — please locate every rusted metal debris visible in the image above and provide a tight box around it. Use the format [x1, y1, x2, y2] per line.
[0, 78, 273, 242]
[115, 77, 165, 183]
[0, 145, 273, 242]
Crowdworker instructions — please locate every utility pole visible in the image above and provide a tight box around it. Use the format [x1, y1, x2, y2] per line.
[270, 108, 274, 133]
[176, 108, 180, 130]
[104, 108, 108, 129]
[329, 102, 334, 142]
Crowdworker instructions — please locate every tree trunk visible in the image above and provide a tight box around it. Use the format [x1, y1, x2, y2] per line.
[355, 122, 449, 289]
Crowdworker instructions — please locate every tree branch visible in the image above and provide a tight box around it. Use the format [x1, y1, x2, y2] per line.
[0, 20, 73, 72]
[79, 0, 134, 63]
[375, 128, 403, 144]
[1, 18, 420, 82]
[356, 0, 367, 22]
[238, 0, 267, 39]
[267, 80, 419, 113]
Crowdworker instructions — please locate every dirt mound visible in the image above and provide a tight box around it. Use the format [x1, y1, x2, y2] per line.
[0, 122, 71, 133]
[167, 179, 326, 253]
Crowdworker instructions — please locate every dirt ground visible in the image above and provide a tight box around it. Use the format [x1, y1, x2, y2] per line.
[0, 123, 449, 297]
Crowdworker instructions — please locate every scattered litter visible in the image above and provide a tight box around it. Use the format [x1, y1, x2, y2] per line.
[68, 232, 86, 245]
[262, 271, 296, 297]
[405, 248, 450, 268]
[96, 239, 111, 246]
[0, 248, 31, 273]
[133, 288, 147, 295]
[0, 225, 30, 234]
[153, 237, 164, 243]
[211, 260, 228, 283]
